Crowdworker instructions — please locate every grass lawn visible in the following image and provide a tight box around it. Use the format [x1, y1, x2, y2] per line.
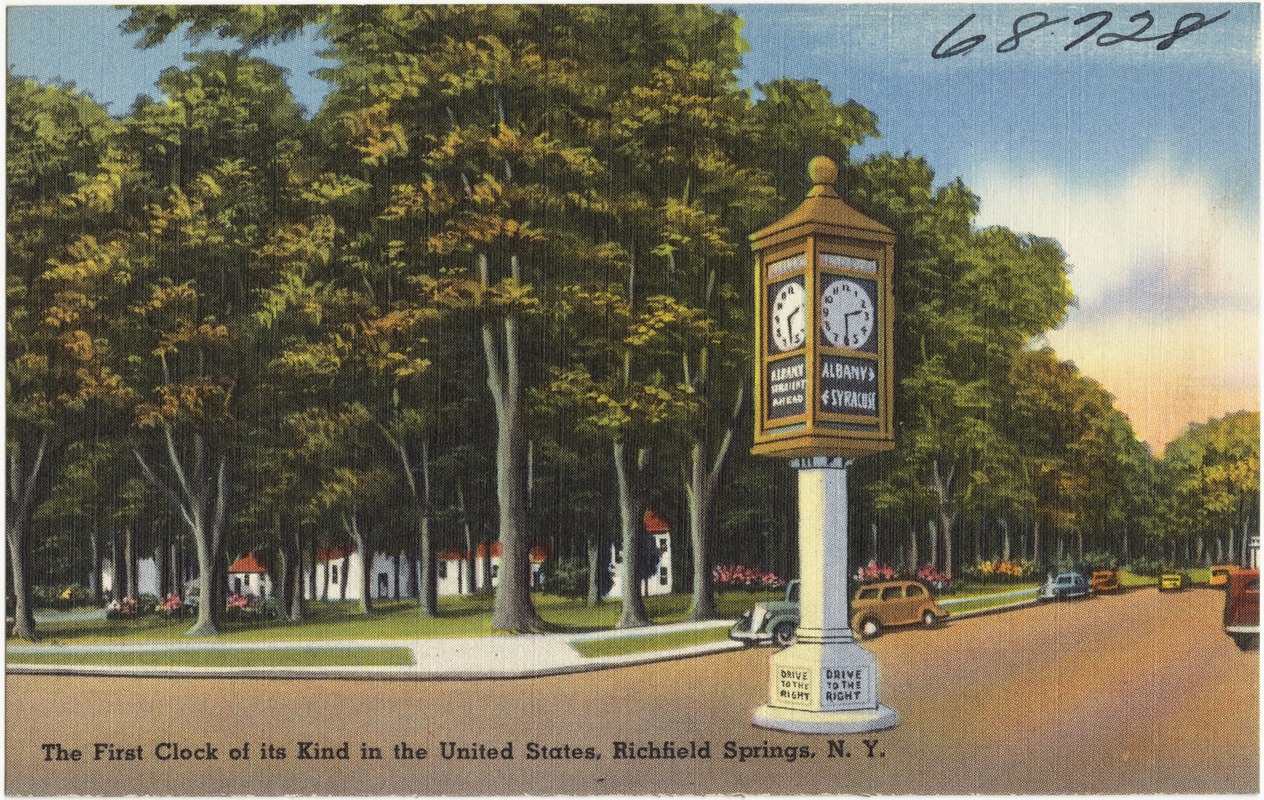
[1120, 569, 1158, 588]
[571, 626, 733, 658]
[7, 647, 413, 668]
[943, 581, 1041, 600]
[17, 591, 780, 646]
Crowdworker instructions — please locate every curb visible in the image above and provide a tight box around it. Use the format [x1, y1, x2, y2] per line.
[6, 620, 743, 681]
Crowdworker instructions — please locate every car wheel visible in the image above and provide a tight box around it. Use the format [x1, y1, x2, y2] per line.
[855, 617, 882, 640]
[922, 609, 938, 627]
[1233, 633, 1259, 651]
[771, 620, 796, 647]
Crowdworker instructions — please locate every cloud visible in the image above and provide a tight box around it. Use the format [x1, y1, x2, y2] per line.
[973, 155, 1258, 448]
[974, 155, 1258, 317]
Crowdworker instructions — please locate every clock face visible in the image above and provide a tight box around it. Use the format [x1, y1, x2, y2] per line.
[770, 279, 806, 353]
[820, 277, 876, 350]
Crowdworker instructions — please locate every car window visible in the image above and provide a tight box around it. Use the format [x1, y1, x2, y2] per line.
[858, 588, 880, 600]
[905, 584, 926, 598]
[881, 586, 902, 601]
[1246, 580, 1259, 592]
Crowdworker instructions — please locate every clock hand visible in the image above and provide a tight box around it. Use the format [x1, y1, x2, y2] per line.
[843, 309, 861, 342]
[787, 308, 801, 340]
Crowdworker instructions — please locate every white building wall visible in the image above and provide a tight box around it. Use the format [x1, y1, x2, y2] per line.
[227, 572, 272, 597]
[606, 532, 672, 598]
[100, 557, 161, 597]
[311, 552, 410, 601]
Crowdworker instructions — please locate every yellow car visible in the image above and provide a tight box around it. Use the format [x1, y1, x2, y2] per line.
[850, 580, 950, 639]
[1159, 570, 1190, 592]
[1210, 565, 1238, 587]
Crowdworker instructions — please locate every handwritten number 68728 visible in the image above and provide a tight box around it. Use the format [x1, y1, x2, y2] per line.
[932, 9, 1231, 58]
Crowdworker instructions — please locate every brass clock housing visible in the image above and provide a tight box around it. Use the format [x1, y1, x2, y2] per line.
[752, 157, 896, 459]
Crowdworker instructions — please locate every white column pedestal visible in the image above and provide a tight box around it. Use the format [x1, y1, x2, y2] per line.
[753, 457, 898, 734]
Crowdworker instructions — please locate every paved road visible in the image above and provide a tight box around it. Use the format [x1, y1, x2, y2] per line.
[6, 587, 1257, 795]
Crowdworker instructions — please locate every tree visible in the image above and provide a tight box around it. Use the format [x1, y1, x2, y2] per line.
[849, 155, 1073, 578]
[118, 52, 307, 636]
[540, 289, 701, 627]
[7, 75, 134, 638]
[1161, 412, 1259, 566]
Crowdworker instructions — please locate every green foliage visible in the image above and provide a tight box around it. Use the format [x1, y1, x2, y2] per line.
[1080, 551, 1120, 571]
[540, 557, 590, 600]
[1128, 556, 1167, 578]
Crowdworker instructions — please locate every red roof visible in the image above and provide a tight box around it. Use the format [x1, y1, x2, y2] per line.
[644, 508, 671, 533]
[455, 541, 552, 563]
[316, 546, 354, 563]
[228, 552, 268, 574]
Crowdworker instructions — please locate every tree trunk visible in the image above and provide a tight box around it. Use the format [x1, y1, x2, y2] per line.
[940, 509, 956, 580]
[288, 527, 305, 621]
[586, 535, 603, 606]
[457, 483, 476, 597]
[907, 521, 918, 573]
[173, 538, 185, 601]
[1032, 514, 1042, 566]
[345, 510, 372, 615]
[1000, 518, 1011, 562]
[928, 519, 938, 570]
[480, 252, 540, 632]
[6, 431, 48, 639]
[133, 428, 226, 637]
[613, 440, 652, 629]
[89, 523, 103, 605]
[339, 552, 349, 601]
[685, 385, 744, 620]
[125, 526, 139, 602]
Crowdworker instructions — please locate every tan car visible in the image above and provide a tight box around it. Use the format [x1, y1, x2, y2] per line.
[850, 580, 949, 639]
[1090, 569, 1120, 593]
[1210, 564, 1238, 587]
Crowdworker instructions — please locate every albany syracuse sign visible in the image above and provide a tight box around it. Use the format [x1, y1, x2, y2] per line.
[751, 156, 895, 460]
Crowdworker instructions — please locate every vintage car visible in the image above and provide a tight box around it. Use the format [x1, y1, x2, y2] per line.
[1224, 568, 1259, 650]
[1089, 569, 1120, 593]
[1209, 564, 1238, 587]
[849, 580, 950, 640]
[729, 577, 950, 644]
[1159, 570, 1191, 592]
[1038, 571, 1091, 600]
[729, 580, 801, 646]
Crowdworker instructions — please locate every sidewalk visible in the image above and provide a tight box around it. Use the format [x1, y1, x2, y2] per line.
[5, 619, 743, 680]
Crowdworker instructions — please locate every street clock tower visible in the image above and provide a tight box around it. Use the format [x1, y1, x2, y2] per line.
[750, 157, 899, 734]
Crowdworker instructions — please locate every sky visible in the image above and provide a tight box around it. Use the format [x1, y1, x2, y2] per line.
[6, 3, 1260, 452]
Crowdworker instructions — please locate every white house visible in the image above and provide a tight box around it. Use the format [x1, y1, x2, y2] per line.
[227, 552, 273, 597]
[437, 541, 551, 596]
[309, 547, 416, 602]
[606, 508, 673, 598]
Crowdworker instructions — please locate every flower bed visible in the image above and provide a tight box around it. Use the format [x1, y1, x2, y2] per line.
[963, 558, 1038, 583]
[712, 564, 785, 592]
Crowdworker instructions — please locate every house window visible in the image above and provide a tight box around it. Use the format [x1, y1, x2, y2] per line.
[658, 536, 668, 552]
[658, 567, 668, 586]
[437, 561, 448, 579]
[491, 564, 500, 579]
[331, 565, 340, 585]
